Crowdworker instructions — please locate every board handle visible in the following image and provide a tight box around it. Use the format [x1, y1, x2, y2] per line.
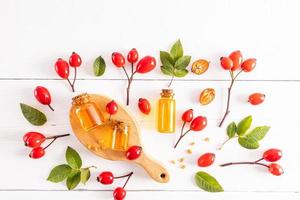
[135, 152, 170, 183]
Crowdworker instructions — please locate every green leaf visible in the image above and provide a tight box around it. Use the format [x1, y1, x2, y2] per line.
[170, 39, 183, 61]
[80, 168, 91, 185]
[174, 55, 191, 69]
[20, 103, 47, 126]
[227, 122, 237, 138]
[238, 137, 259, 149]
[174, 69, 188, 77]
[194, 171, 224, 192]
[160, 51, 174, 68]
[161, 65, 174, 76]
[237, 115, 252, 136]
[66, 170, 81, 190]
[66, 146, 82, 169]
[245, 126, 270, 141]
[93, 56, 106, 76]
[47, 164, 72, 183]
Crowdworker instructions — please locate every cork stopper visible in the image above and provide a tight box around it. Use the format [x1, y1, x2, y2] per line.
[160, 89, 174, 98]
[72, 93, 90, 106]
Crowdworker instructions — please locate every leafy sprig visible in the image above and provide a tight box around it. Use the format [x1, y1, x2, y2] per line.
[160, 39, 191, 87]
[47, 146, 96, 190]
[219, 115, 270, 150]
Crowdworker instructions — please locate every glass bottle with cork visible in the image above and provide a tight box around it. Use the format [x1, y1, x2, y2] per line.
[157, 89, 176, 133]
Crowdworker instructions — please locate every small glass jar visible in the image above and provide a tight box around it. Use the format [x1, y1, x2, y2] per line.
[111, 120, 129, 151]
[72, 93, 105, 131]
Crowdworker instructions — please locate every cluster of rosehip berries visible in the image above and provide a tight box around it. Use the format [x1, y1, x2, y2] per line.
[174, 109, 207, 148]
[54, 52, 82, 92]
[220, 148, 284, 176]
[23, 132, 69, 159]
[95, 146, 141, 200]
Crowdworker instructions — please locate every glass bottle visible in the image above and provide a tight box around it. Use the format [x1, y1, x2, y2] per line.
[111, 120, 129, 151]
[157, 89, 176, 133]
[72, 93, 105, 131]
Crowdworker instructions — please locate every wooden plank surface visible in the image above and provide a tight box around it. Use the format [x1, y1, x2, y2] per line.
[0, 0, 299, 199]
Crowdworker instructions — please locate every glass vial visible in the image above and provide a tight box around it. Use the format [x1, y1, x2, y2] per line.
[157, 89, 176, 133]
[72, 93, 105, 131]
[111, 121, 129, 151]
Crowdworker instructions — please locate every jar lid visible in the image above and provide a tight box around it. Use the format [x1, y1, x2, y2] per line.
[161, 89, 174, 97]
[72, 93, 90, 105]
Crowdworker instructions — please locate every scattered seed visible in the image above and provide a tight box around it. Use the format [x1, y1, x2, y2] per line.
[178, 157, 185, 162]
[189, 142, 195, 146]
[187, 149, 193, 154]
[179, 164, 186, 169]
[203, 137, 210, 142]
[170, 160, 176, 164]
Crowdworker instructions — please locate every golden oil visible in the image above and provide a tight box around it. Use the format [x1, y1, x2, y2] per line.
[157, 89, 176, 133]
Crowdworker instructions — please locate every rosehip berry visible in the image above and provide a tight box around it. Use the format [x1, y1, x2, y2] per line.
[138, 98, 151, 115]
[136, 56, 156, 73]
[190, 116, 207, 131]
[182, 109, 193, 123]
[34, 86, 52, 105]
[29, 147, 45, 159]
[112, 52, 125, 67]
[241, 58, 256, 72]
[229, 50, 243, 71]
[268, 163, 284, 176]
[248, 93, 265, 105]
[125, 145, 142, 160]
[97, 171, 114, 185]
[55, 58, 69, 79]
[113, 187, 126, 200]
[197, 153, 215, 167]
[220, 57, 233, 70]
[23, 132, 46, 148]
[69, 52, 82, 67]
[263, 148, 282, 162]
[127, 48, 139, 63]
[106, 100, 118, 115]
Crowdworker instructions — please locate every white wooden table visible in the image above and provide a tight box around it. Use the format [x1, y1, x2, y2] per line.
[0, 0, 299, 199]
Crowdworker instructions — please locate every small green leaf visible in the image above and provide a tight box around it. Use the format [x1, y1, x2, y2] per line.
[245, 126, 270, 141]
[20, 103, 47, 126]
[174, 55, 191, 69]
[160, 51, 174, 68]
[238, 137, 259, 149]
[66, 170, 81, 190]
[66, 146, 82, 169]
[93, 56, 106, 76]
[170, 39, 183, 61]
[80, 168, 91, 185]
[227, 122, 237, 138]
[195, 171, 224, 192]
[237, 115, 252, 136]
[47, 164, 72, 183]
[174, 69, 188, 77]
[161, 65, 174, 76]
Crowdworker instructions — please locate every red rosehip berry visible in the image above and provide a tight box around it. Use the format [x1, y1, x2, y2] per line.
[127, 48, 139, 63]
[113, 187, 126, 200]
[136, 56, 156, 73]
[241, 58, 256, 72]
[138, 98, 151, 115]
[268, 163, 284, 176]
[106, 100, 118, 115]
[263, 148, 282, 162]
[97, 171, 114, 185]
[190, 116, 207, 131]
[197, 153, 215, 167]
[23, 132, 46, 148]
[69, 52, 82, 67]
[248, 93, 265, 105]
[55, 58, 69, 79]
[29, 147, 45, 159]
[220, 57, 233, 70]
[112, 52, 125, 67]
[229, 50, 243, 71]
[182, 109, 193, 123]
[125, 145, 142, 160]
[34, 86, 52, 105]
